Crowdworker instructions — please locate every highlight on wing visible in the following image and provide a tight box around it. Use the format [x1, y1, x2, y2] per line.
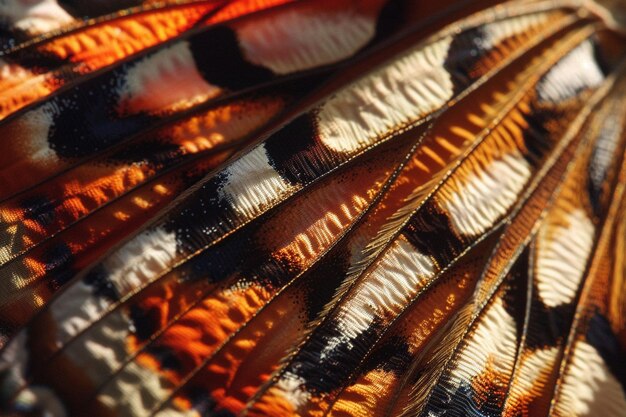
[0, 1, 624, 416]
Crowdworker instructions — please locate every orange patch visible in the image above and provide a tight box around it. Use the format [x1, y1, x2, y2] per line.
[328, 369, 397, 417]
[134, 283, 271, 376]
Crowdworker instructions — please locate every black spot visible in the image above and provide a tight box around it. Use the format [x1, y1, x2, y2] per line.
[175, 227, 259, 285]
[263, 114, 319, 185]
[403, 204, 467, 268]
[41, 243, 73, 273]
[108, 138, 183, 167]
[0, 26, 15, 48]
[46, 69, 156, 159]
[129, 304, 162, 341]
[502, 250, 530, 338]
[21, 196, 55, 227]
[162, 174, 228, 255]
[443, 27, 487, 95]
[587, 313, 626, 391]
[371, 0, 409, 46]
[366, 336, 412, 375]
[242, 248, 303, 289]
[145, 345, 183, 371]
[83, 265, 120, 301]
[43, 243, 75, 291]
[519, 108, 558, 167]
[0, 27, 26, 53]
[189, 26, 274, 90]
[58, 0, 141, 17]
[524, 287, 574, 350]
[590, 36, 613, 77]
[268, 71, 329, 97]
[7, 49, 67, 73]
[300, 251, 350, 321]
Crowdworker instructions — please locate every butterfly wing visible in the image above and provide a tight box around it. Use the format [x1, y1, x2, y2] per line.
[0, 1, 625, 417]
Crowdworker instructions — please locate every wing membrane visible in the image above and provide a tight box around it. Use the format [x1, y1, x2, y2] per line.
[0, 2, 625, 417]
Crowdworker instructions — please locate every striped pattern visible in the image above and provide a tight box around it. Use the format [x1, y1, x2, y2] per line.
[0, 1, 625, 417]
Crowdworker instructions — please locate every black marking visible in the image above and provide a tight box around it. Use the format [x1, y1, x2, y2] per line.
[83, 264, 120, 302]
[263, 114, 319, 185]
[587, 313, 626, 391]
[161, 119, 334, 257]
[443, 26, 487, 95]
[42, 243, 74, 291]
[519, 108, 558, 167]
[370, 0, 409, 46]
[404, 204, 467, 269]
[5, 49, 67, 73]
[266, 71, 329, 97]
[502, 250, 530, 338]
[129, 303, 162, 341]
[174, 226, 259, 285]
[189, 25, 274, 90]
[144, 345, 183, 372]
[590, 36, 613, 77]
[162, 174, 228, 255]
[0, 26, 26, 53]
[21, 195, 55, 227]
[366, 335, 412, 375]
[108, 138, 183, 167]
[301, 251, 350, 321]
[243, 250, 303, 289]
[524, 285, 574, 350]
[58, 0, 141, 18]
[45, 69, 156, 159]
[288, 318, 382, 394]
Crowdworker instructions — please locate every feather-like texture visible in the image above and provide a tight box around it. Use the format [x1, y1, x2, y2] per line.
[0, 1, 625, 417]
